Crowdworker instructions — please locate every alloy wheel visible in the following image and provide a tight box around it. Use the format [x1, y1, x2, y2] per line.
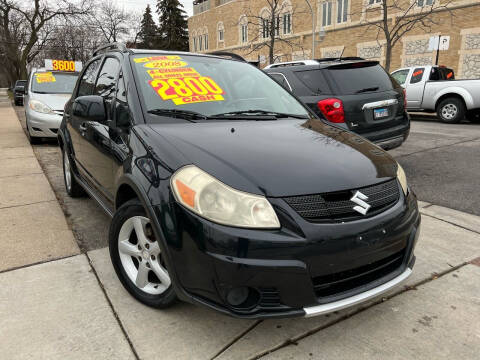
[118, 216, 171, 295]
[441, 103, 458, 120]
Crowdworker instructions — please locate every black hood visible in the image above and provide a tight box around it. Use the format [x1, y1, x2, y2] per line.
[140, 118, 398, 197]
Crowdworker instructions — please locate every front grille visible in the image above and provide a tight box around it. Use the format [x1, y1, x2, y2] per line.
[312, 249, 405, 298]
[258, 288, 282, 308]
[283, 179, 399, 222]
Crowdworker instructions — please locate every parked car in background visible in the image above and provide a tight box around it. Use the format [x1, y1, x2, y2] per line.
[14, 80, 27, 106]
[58, 45, 420, 319]
[25, 67, 79, 144]
[391, 65, 480, 123]
[264, 58, 410, 150]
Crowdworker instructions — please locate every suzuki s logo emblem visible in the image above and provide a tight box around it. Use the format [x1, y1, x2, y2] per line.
[350, 191, 371, 215]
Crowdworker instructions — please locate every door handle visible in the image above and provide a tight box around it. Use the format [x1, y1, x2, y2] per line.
[79, 123, 87, 132]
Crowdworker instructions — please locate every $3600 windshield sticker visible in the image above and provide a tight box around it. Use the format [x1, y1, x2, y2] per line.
[141, 56, 225, 106]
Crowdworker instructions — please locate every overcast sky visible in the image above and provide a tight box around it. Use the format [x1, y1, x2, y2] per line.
[121, 0, 193, 18]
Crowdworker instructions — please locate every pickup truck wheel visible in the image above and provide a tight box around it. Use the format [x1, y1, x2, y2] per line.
[62, 148, 86, 197]
[109, 199, 177, 308]
[437, 98, 465, 124]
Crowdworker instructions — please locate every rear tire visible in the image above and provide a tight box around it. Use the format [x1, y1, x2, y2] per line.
[109, 199, 177, 309]
[62, 147, 86, 197]
[436, 97, 465, 124]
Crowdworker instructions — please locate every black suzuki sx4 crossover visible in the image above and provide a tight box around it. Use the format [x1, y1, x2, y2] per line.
[58, 45, 420, 318]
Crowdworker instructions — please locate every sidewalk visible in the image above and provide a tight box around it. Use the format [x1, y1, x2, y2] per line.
[0, 99, 479, 359]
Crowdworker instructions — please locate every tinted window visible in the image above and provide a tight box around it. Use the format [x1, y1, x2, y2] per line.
[327, 63, 396, 94]
[131, 54, 309, 119]
[430, 67, 455, 81]
[77, 59, 101, 97]
[16, 80, 27, 87]
[391, 69, 409, 85]
[95, 57, 120, 99]
[410, 68, 424, 84]
[269, 73, 291, 91]
[115, 72, 131, 127]
[294, 70, 330, 94]
[31, 72, 79, 94]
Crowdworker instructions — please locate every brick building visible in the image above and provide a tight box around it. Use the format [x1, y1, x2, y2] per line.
[188, 0, 480, 77]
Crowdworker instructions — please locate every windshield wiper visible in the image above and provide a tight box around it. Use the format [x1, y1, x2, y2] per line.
[211, 109, 309, 119]
[147, 108, 208, 121]
[355, 87, 379, 94]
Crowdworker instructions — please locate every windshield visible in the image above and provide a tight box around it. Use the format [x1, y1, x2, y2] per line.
[131, 54, 309, 119]
[31, 72, 78, 94]
[327, 63, 397, 94]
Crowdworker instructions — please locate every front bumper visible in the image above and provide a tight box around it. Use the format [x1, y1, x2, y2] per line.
[156, 186, 420, 319]
[25, 107, 62, 138]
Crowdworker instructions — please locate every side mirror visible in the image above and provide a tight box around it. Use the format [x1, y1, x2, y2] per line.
[73, 95, 107, 123]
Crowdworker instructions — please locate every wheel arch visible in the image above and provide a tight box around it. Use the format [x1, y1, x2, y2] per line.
[435, 91, 470, 111]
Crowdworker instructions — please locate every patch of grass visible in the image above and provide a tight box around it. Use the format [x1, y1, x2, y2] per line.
[7, 89, 13, 100]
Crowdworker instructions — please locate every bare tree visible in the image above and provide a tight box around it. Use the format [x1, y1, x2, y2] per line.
[241, 0, 306, 65]
[0, 0, 90, 83]
[93, 1, 130, 43]
[357, 0, 452, 71]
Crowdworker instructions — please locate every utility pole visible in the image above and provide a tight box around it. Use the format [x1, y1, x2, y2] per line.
[435, 34, 441, 65]
[303, 0, 315, 59]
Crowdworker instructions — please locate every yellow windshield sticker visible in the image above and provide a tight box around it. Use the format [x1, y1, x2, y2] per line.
[144, 59, 188, 69]
[35, 72, 56, 83]
[134, 55, 181, 63]
[143, 56, 226, 105]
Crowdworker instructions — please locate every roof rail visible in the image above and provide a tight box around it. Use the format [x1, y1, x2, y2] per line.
[93, 43, 128, 56]
[315, 56, 365, 62]
[208, 51, 246, 62]
[264, 59, 319, 69]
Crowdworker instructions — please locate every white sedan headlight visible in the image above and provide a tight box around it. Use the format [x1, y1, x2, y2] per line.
[171, 165, 280, 229]
[397, 163, 408, 195]
[29, 99, 53, 114]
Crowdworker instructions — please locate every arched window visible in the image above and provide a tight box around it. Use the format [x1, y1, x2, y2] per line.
[203, 27, 209, 50]
[239, 15, 248, 44]
[259, 8, 270, 39]
[191, 30, 197, 51]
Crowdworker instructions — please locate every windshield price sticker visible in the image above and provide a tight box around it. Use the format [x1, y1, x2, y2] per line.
[44, 59, 82, 72]
[150, 76, 225, 105]
[134, 55, 181, 63]
[35, 72, 56, 83]
[144, 56, 226, 105]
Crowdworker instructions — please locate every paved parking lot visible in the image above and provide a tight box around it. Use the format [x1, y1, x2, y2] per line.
[4, 105, 480, 359]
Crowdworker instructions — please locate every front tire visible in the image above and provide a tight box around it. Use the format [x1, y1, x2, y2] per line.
[109, 199, 176, 308]
[436, 97, 465, 124]
[62, 147, 86, 197]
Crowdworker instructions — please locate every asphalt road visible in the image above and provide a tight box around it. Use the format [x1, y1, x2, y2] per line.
[13, 106, 480, 252]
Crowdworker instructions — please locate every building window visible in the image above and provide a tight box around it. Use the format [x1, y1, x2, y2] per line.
[199, 36, 203, 51]
[368, 0, 381, 4]
[337, 0, 348, 23]
[262, 18, 269, 39]
[218, 29, 224, 41]
[417, 0, 434, 6]
[241, 24, 248, 43]
[275, 16, 280, 36]
[283, 13, 291, 34]
[322, 2, 332, 27]
[204, 34, 208, 50]
[193, 36, 197, 51]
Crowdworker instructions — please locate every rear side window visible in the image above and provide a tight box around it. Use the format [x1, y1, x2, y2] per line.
[294, 70, 330, 95]
[410, 68, 424, 84]
[326, 63, 396, 94]
[268, 73, 291, 91]
[77, 59, 101, 97]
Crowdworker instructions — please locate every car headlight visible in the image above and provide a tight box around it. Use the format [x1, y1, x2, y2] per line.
[171, 165, 280, 229]
[29, 99, 53, 114]
[397, 163, 408, 195]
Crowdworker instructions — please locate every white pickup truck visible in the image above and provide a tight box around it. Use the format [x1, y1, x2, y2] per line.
[391, 65, 480, 123]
